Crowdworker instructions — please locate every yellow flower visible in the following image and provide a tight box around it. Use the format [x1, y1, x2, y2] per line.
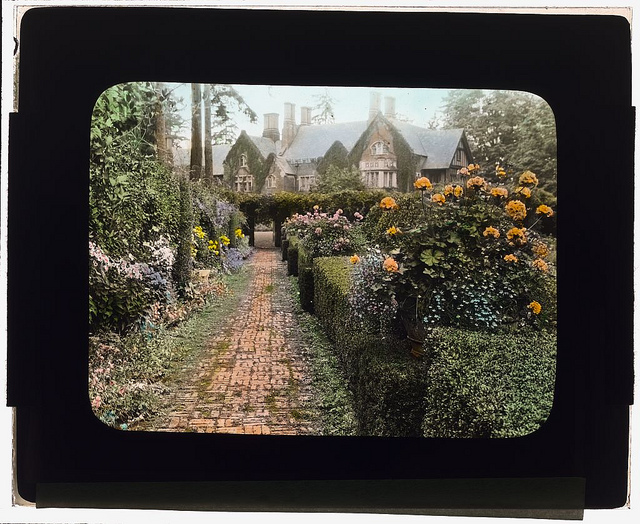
[235, 228, 245, 238]
[386, 226, 401, 236]
[383, 257, 399, 272]
[483, 226, 500, 238]
[532, 242, 550, 258]
[414, 177, 432, 190]
[193, 226, 205, 239]
[495, 165, 507, 177]
[444, 184, 454, 196]
[518, 170, 539, 187]
[467, 163, 480, 173]
[505, 200, 527, 221]
[528, 301, 542, 315]
[453, 185, 464, 198]
[532, 258, 549, 272]
[190, 246, 197, 258]
[350, 255, 360, 264]
[466, 176, 486, 190]
[506, 227, 527, 246]
[380, 196, 399, 210]
[208, 240, 219, 252]
[431, 193, 445, 205]
[515, 186, 532, 199]
[491, 187, 509, 199]
[220, 235, 230, 246]
[504, 254, 518, 263]
[536, 204, 554, 217]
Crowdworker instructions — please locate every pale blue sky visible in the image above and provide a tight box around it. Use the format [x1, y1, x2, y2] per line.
[170, 83, 450, 142]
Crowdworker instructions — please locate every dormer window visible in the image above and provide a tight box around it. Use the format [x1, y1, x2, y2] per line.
[240, 153, 248, 168]
[371, 141, 389, 156]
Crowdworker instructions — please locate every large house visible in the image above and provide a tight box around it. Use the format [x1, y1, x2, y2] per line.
[219, 93, 473, 193]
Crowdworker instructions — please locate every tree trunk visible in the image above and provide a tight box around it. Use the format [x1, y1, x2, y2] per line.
[190, 83, 203, 181]
[203, 84, 214, 185]
[153, 82, 172, 166]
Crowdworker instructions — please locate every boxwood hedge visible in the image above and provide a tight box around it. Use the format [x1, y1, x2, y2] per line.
[313, 257, 558, 438]
[421, 327, 557, 438]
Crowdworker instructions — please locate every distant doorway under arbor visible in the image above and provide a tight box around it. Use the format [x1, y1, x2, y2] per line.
[254, 231, 275, 249]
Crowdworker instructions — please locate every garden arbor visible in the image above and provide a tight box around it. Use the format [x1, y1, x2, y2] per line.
[227, 190, 388, 247]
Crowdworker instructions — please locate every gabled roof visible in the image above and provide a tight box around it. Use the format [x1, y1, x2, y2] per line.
[391, 122, 467, 170]
[284, 121, 369, 161]
[211, 144, 231, 175]
[248, 135, 279, 159]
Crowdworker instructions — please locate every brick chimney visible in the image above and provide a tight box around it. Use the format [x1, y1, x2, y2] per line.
[384, 96, 396, 119]
[262, 113, 280, 142]
[300, 106, 312, 126]
[369, 92, 381, 122]
[282, 102, 297, 148]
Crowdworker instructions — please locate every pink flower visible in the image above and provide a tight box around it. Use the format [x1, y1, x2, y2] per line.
[92, 396, 102, 409]
[315, 227, 323, 236]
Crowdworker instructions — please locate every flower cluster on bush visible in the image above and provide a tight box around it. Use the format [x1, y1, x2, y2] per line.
[349, 166, 556, 333]
[284, 206, 365, 258]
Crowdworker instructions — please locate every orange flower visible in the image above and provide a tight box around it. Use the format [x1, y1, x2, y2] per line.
[505, 200, 527, 221]
[458, 167, 469, 176]
[380, 196, 399, 210]
[536, 204, 554, 217]
[507, 227, 527, 246]
[528, 301, 542, 315]
[495, 165, 507, 177]
[483, 226, 500, 238]
[515, 186, 532, 199]
[532, 242, 550, 258]
[504, 254, 518, 263]
[350, 255, 360, 264]
[443, 184, 454, 196]
[383, 257, 399, 272]
[431, 193, 445, 205]
[467, 176, 486, 190]
[532, 258, 549, 272]
[453, 185, 464, 197]
[386, 226, 401, 236]
[414, 177, 432, 190]
[519, 170, 539, 187]
[491, 187, 509, 199]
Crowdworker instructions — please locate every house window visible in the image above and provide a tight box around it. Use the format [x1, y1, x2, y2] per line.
[240, 153, 248, 168]
[453, 149, 465, 167]
[370, 141, 389, 156]
[266, 175, 276, 189]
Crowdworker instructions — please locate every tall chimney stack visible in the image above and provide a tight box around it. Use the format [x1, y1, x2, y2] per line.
[300, 106, 312, 126]
[384, 97, 396, 119]
[369, 92, 382, 122]
[282, 102, 297, 148]
[262, 113, 280, 142]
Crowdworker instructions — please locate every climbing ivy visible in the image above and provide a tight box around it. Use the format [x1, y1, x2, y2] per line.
[316, 141, 350, 176]
[223, 131, 272, 192]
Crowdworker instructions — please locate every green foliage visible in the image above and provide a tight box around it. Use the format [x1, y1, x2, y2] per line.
[208, 84, 258, 144]
[422, 327, 557, 438]
[287, 239, 299, 276]
[440, 90, 557, 192]
[316, 141, 350, 176]
[313, 165, 365, 193]
[90, 82, 181, 259]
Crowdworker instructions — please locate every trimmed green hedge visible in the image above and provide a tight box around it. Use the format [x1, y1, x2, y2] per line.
[313, 257, 430, 436]
[422, 327, 557, 438]
[281, 238, 289, 261]
[297, 244, 314, 312]
[287, 236, 299, 276]
[313, 257, 558, 438]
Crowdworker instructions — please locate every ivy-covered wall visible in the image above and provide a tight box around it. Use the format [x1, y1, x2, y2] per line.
[224, 131, 271, 192]
[316, 141, 349, 176]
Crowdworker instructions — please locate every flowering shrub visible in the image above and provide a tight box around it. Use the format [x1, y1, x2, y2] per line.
[284, 207, 365, 258]
[359, 166, 556, 332]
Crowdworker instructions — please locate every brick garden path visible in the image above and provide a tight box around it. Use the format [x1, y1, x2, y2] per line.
[145, 232, 320, 435]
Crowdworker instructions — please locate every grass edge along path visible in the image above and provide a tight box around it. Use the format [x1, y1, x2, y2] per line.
[287, 275, 358, 436]
[91, 265, 253, 431]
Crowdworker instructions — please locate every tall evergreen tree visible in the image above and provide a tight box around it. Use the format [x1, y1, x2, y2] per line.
[203, 84, 214, 183]
[190, 83, 203, 180]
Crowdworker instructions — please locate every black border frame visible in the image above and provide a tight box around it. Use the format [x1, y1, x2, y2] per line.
[7, 7, 633, 511]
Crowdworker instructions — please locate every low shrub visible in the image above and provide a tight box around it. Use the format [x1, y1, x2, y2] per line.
[313, 257, 429, 436]
[421, 327, 557, 438]
[287, 244, 299, 276]
[281, 239, 289, 261]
